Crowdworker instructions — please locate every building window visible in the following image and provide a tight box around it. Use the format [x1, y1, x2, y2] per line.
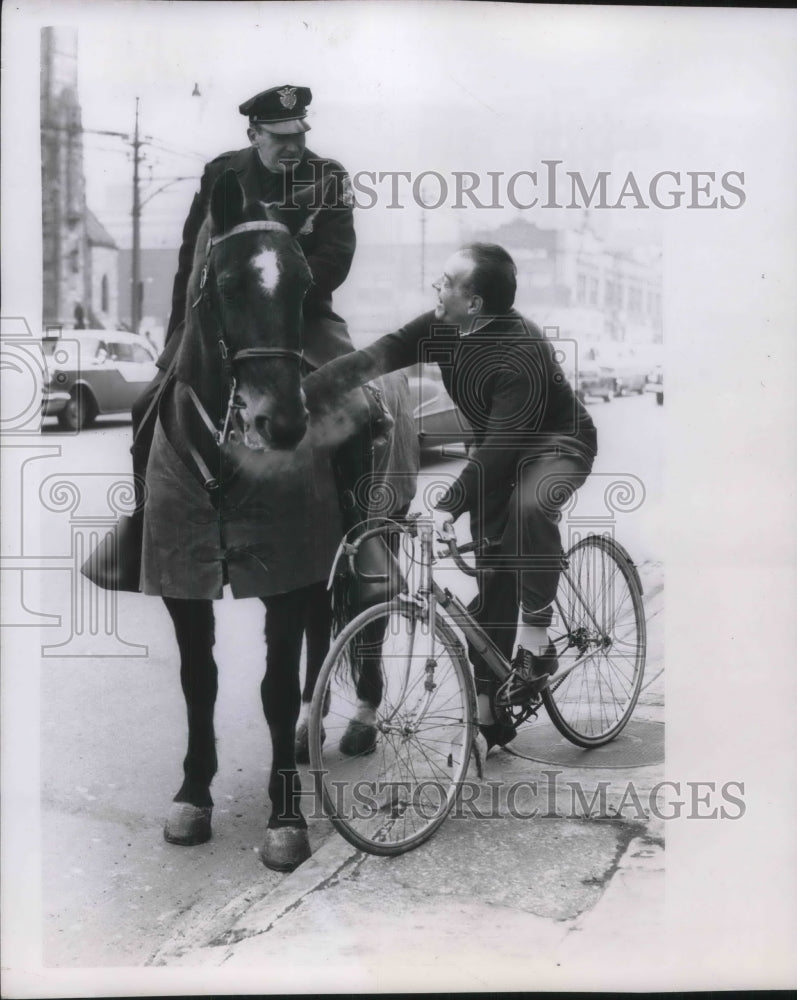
[589, 277, 598, 305]
[576, 274, 586, 305]
[101, 274, 109, 313]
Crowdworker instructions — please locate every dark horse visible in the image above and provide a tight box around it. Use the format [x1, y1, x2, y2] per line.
[140, 169, 390, 871]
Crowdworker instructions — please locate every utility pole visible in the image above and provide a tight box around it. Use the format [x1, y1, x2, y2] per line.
[131, 97, 142, 335]
[41, 105, 197, 334]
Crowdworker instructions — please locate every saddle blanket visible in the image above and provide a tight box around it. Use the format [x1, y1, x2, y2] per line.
[141, 416, 342, 600]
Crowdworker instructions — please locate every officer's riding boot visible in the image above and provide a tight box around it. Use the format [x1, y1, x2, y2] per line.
[130, 370, 165, 516]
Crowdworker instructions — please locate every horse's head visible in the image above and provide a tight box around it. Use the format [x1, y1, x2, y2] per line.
[199, 170, 325, 450]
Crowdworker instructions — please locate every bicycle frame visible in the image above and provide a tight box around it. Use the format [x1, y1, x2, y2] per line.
[309, 516, 647, 855]
[337, 517, 615, 697]
[400, 520, 599, 694]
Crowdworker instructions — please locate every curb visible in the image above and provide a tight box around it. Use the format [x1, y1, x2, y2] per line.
[153, 830, 360, 966]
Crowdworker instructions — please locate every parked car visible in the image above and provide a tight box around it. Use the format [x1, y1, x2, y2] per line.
[646, 363, 664, 405]
[591, 346, 650, 397]
[407, 365, 472, 450]
[607, 362, 649, 397]
[561, 358, 613, 403]
[41, 330, 159, 430]
[574, 364, 614, 403]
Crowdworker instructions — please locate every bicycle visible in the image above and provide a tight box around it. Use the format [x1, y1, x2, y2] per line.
[308, 515, 646, 856]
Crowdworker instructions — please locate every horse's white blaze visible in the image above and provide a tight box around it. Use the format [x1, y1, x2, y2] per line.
[252, 248, 280, 294]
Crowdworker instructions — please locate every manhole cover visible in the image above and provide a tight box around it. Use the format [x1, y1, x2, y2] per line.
[506, 717, 664, 769]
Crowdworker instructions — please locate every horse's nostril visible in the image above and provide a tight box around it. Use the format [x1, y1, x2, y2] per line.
[267, 410, 308, 449]
[254, 414, 272, 441]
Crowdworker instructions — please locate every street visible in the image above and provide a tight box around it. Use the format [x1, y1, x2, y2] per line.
[38, 391, 664, 967]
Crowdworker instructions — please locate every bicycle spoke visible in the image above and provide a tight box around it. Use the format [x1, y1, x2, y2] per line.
[543, 536, 646, 745]
[311, 604, 474, 853]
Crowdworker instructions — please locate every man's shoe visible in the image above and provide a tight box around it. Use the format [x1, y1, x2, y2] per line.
[510, 643, 559, 701]
[479, 720, 517, 750]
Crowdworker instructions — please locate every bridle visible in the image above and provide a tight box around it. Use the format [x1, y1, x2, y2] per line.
[190, 219, 306, 446]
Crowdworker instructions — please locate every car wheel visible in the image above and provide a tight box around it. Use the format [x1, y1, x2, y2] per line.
[58, 388, 95, 431]
[655, 391, 664, 406]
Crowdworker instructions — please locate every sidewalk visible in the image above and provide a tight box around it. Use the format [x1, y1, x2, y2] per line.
[151, 763, 664, 990]
[147, 560, 666, 990]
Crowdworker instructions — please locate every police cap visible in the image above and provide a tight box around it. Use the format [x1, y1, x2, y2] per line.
[239, 85, 312, 133]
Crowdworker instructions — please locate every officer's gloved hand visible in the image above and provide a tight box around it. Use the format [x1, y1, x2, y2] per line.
[363, 382, 394, 446]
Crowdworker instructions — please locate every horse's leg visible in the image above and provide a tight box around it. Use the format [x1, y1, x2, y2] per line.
[339, 521, 408, 757]
[338, 614, 385, 756]
[162, 596, 217, 846]
[295, 580, 332, 764]
[259, 587, 314, 872]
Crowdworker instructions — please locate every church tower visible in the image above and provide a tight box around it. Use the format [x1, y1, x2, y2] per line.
[40, 26, 90, 328]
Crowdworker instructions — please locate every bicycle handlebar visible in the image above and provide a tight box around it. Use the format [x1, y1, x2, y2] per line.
[329, 515, 490, 585]
[440, 536, 481, 577]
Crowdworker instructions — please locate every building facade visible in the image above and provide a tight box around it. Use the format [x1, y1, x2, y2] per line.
[86, 211, 119, 329]
[469, 217, 663, 346]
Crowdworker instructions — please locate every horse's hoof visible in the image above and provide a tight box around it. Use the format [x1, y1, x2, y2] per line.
[164, 802, 212, 845]
[339, 719, 377, 757]
[295, 720, 325, 765]
[260, 826, 311, 872]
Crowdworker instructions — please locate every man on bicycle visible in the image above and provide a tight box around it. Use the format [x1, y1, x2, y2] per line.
[302, 243, 598, 751]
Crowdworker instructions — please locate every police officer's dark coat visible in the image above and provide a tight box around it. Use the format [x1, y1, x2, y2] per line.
[159, 145, 357, 371]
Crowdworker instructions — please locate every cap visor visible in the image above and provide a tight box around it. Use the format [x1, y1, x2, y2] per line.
[256, 118, 310, 134]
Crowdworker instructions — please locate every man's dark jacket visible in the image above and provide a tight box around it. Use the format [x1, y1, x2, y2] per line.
[303, 310, 599, 520]
[159, 145, 357, 370]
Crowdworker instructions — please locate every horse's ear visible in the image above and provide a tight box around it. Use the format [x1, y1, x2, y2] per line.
[210, 169, 246, 233]
[266, 173, 335, 236]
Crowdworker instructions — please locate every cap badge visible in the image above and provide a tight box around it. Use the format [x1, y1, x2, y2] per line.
[277, 86, 298, 109]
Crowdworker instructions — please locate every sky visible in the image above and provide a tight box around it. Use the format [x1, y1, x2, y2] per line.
[56, 1, 795, 252]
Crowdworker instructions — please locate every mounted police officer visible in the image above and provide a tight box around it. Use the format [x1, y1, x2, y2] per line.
[162, 84, 356, 372]
[131, 85, 377, 531]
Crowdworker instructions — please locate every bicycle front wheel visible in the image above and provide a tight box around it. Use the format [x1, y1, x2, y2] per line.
[308, 600, 476, 856]
[543, 535, 646, 747]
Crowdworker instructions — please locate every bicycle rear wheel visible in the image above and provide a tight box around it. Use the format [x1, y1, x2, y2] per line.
[542, 535, 646, 747]
[308, 600, 476, 856]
